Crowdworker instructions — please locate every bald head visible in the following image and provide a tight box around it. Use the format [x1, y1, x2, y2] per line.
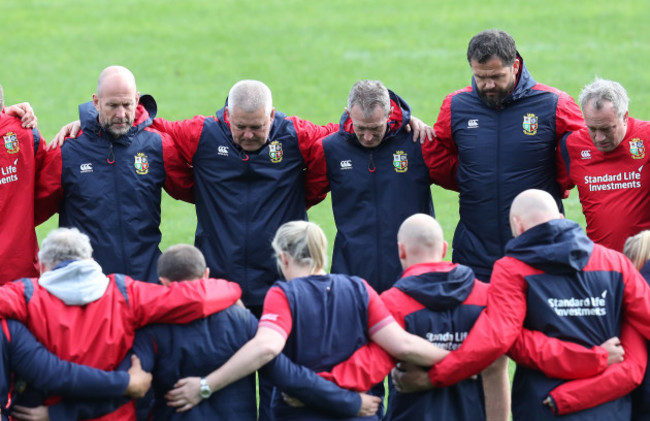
[96, 66, 137, 96]
[509, 189, 563, 237]
[227, 80, 273, 116]
[397, 214, 447, 269]
[93, 66, 140, 139]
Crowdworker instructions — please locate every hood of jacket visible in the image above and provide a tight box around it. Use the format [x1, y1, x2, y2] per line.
[79, 94, 157, 146]
[38, 259, 110, 305]
[394, 262, 476, 310]
[505, 219, 593, 275]
[338, 89, 412, 148]
[470, 52, 536, 108]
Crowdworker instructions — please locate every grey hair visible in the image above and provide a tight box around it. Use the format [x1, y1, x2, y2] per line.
[38, 227, 93, 268]
[579, 78, 629, 120]
[157, 244, 207, 282]
[467, 29, 517, 66]
[347, 80, 390, 118]
[227, 80, 273, 116]
[272, 221, 328, 274]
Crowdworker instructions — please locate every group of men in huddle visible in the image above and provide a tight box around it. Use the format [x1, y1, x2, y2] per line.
[1, 27, 650, 420]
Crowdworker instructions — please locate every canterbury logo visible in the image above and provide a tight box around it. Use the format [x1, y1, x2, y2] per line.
[80, 163, 93, 173]
[581, 150, 591, 160]
[218, 146, 229, 156]
[467, 119, 479, 128]
[340, 160, 352, 169]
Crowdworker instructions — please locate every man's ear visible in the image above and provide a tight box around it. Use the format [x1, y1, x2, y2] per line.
[158, 277, 171, 286]
[441, 241, 449, 259]
[203, 267, 210, 279]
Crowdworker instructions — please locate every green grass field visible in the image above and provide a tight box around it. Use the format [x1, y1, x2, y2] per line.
[5, 0, 647, 249]
[4, 0, 649, 410]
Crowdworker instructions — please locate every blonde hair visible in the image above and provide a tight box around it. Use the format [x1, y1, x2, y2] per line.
[272, 221, 328, 274]
[623, 230, 650, 270]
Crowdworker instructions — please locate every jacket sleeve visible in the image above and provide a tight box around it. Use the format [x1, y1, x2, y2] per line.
[620, 255, 650, 339]
[6, 320, 129, 398]
[151, 116, 205, 164]
[129, 277, 242, 328]
[555, 92, 585, 140]
[508, 327, 608, 379]
[34, 139, 64, 226]
[318, 341, 396, 392]
[428, 258, 528, 387]
[0, 281, 30, 321]
[160, 133, 195, 203]
[430, 94, 460, 192]
[288, 116, 338, 208]
[256, 311, 361, 418]
[556, 132, 575, 192]
[547, 322, 647, 415]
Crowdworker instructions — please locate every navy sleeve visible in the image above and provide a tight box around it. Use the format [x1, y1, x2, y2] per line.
[253, 314, 361, 417]
[46, 352, 135, 420]
[6, 320, 128, 398]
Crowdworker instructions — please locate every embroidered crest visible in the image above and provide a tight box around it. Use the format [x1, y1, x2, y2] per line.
[134, 153, 149, 175]
[269, 141, 283, 163]
[393, 150, 408, 173]
[630, 138, 646, 159]
[3, 132, 19, 154]
[522, 113, 538, 136]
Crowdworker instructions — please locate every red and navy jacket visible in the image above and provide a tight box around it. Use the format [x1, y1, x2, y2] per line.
[382, 262, 488, 421]
[131, 305, 361, 420]
[260, 274, 393, 421]
[151, 104, 337, 306]
[427, 219, 650, 420]
[0, 111, 46, 284]
[0, 271, 241, 420]
[434, 54, 584, 280]
[313, 92, 457, 294]
[633, 261, 650, 419]
[558, 117, 650, 251]
[34, 95, 193, 283]
[0, 319, 131, 420]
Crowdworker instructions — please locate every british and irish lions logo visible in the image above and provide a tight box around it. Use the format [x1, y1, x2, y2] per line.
[269, 141, 283, 163]
[522, 113, 538, 136]
[3, 132, 19, 154]
[630, 138, 646, 159]
[134, 153, 149, 175]
[393, 150, 408, 173]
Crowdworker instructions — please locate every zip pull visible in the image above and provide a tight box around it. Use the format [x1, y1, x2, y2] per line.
[368, 152, 376, 173]
[238, 149, 249, 161]
[107, 143, 115, 164]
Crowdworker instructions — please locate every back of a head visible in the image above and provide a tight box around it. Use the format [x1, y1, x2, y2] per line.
[510, 189, 561, 233]
[272, 221, 328, 274]
[157, 244, 207, 282]
[398, 213, 445, 260]
[347, 80, 390, 118]
[578, 78, 629, 119]
[623, 230, 650, 270]
[227, 80, 273, 115]
[466, 29, 517, 66]
[38, 228, 93, 270]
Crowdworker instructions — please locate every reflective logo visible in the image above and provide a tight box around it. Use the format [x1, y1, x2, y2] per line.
[340, 160, 352, 170]
[522, 113, 538, 135]
[393, 150, 408, 173]
[134, 153, 149, 175]
[580, 150, 591, 160]
[630, 138, 646, 159]
[269, 141, 283, 163]
[3, 132, 19, 154]
[80, 163, 93, 173]
[467, 119, 479, 129]
[218, 145, 229, 156]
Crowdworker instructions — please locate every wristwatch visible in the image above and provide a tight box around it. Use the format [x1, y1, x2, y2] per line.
[199, 378, 212, 399]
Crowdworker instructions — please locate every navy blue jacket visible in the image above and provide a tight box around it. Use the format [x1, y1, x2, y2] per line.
[152, 106, 337, 306]
[507, 220, 630, 420]
[132, 305, 360, 420]
[274, 274, 380, 421]
[382, 262, 487, 421]
[37, 95, 192, 283]
[434, 55, 584, 280]
[1, 319, 129, 420]
[321, 92, 435, 293]
[632, 260, 650, 420]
